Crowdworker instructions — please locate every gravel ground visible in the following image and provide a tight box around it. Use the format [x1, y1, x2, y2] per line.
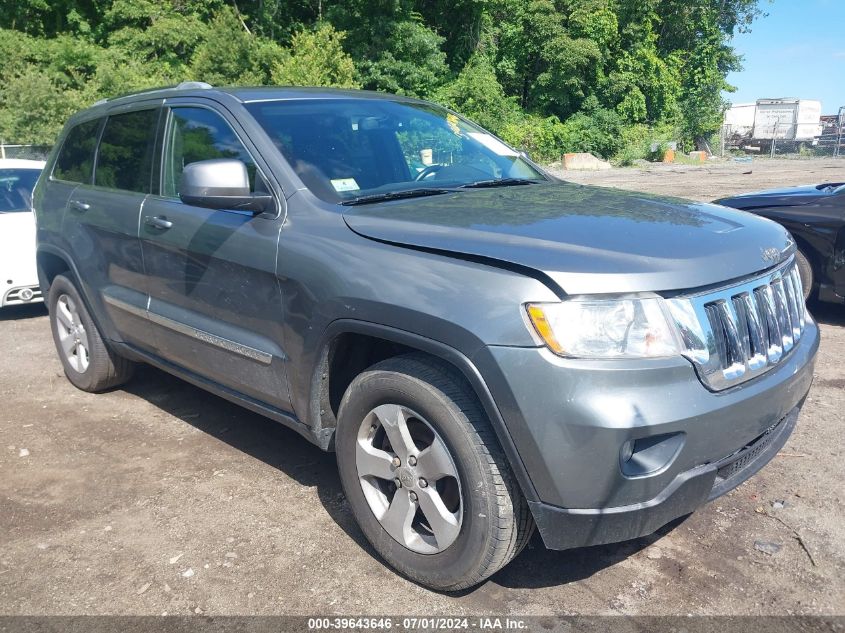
[1, 159, 843, 616]
[548, 157, 845, 202]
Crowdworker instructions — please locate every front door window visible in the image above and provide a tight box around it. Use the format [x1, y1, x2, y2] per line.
[162, 107, 263, 198]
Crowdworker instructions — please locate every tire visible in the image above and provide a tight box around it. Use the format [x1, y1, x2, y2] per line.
[795, 249, 814, 301]
[335, 353, 534, 591]
[48, 274, 135, 392]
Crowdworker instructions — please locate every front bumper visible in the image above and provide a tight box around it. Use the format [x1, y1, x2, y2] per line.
[529, 405, 799, 549]
[474, 319, 818, 551]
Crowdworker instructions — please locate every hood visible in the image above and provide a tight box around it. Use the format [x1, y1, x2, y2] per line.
[715, 183, 844, 210]
[343, 182, 795, 295]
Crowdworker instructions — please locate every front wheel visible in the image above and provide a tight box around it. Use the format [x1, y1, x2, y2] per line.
[335, 354, 533, 591]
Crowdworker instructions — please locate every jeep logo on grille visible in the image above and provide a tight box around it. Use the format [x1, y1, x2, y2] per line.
[761, 247, 782, 264]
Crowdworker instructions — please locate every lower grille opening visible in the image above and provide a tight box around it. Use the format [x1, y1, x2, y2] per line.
[712, 413, 789, 487]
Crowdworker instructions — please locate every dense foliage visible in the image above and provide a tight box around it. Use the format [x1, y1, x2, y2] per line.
[0, 0, 764, 162]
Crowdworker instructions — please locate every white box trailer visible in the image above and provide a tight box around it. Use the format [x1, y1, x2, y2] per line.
[752, 98, 823, 141]
[723, 103, 756, 137]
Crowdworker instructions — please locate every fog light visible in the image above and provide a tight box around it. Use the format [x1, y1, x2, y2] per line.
[620, 433, 685, 478]
[20, 288, 34, 302]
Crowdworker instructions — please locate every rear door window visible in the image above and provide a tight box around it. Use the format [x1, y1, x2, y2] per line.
[94, 109, 160, 193]
[53, 118, 102, 184]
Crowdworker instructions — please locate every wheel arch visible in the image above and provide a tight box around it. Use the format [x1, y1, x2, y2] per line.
[36, 245, 74, 295]
[36, 245, 105, 336]
[310, 319, 539, 502]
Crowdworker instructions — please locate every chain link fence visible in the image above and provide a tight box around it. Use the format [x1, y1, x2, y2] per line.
[0, 144, 52, 161]
[717, 109, 844, 158]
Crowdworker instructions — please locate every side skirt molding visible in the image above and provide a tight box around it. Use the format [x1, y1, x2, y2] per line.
[104, 294, 274, 365]
[113, 341, 317, 446]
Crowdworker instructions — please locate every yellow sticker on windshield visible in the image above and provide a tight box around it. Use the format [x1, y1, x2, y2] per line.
[446, 113, 461, 136]
[331, 178, 360, 192]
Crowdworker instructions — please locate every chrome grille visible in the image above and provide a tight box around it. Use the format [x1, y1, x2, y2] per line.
[666, 259, 807, 391]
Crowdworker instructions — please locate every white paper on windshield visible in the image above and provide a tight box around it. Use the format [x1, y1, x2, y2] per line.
[331, 178, 360, 192]
[467, 132, 519, 157]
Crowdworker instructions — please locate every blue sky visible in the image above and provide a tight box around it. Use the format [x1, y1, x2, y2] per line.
[724, 0, 845, 114]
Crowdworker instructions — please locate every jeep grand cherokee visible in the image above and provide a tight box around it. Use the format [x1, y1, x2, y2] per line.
[33, 83, 818, 590]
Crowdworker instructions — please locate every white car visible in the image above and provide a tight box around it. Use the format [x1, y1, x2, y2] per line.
[0, 158, 45, 307]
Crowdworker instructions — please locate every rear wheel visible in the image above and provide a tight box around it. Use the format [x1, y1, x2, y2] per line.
[795, 249, 813, 301]
[336, 353, 533, 591]
[48, 274, 135, 392]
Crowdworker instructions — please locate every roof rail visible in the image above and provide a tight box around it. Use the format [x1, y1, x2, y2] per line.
[90, 82, 214, 107]
[176, 81, 213, 90]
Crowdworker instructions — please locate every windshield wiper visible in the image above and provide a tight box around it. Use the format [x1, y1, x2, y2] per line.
[340, 188, 455, 206]
[339, 179, 542, 205]
[458, 178, 541, 189]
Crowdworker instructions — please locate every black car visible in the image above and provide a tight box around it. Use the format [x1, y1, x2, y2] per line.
[716, 182, 845, 304]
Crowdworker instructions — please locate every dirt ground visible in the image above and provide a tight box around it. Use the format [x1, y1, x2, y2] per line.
[1, 159, 844, 617]
[548, 156, 845, 202]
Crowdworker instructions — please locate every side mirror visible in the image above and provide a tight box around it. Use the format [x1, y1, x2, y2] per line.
[179, 159, 274, 214]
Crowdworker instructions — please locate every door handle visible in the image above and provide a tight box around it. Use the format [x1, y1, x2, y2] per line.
[69, 200, 90, 212]
[144, 216, 173, 230]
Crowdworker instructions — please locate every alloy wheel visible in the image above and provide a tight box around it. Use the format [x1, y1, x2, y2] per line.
[355, 404, 463, 554]
[54, 294, 90, 373]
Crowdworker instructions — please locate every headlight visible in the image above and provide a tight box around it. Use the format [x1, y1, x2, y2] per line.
[525, 296, 682, 359]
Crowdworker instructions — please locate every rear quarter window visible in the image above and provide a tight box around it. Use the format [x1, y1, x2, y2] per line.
[53, 118, 102, 183]
[95, 109, 160, 193]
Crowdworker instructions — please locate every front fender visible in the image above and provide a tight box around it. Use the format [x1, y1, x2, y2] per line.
[276, 208, 558, 416]
[308, 318, 540, 503]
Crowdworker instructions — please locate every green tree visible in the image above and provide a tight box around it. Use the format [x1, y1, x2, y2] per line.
[190, 7, 283, 85]
[271, 24, 359, 88]
[414, 0, 489, 70]
[326, 2, 449, 98]
[491, 0, 613, 118]
[434, 54, 520, 132]
[0, 0, 768, 154]
[557, 95, 625, 157]
[0, 67, 86, 144]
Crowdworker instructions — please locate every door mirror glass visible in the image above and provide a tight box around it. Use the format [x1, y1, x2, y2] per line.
[179, 159, 273, 214]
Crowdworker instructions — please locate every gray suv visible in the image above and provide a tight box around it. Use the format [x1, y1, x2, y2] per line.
[34, 83, 818, 591]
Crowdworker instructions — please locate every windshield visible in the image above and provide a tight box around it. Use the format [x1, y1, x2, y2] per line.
[0, 168, 41, 213]
[245, 99, 546, 204]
